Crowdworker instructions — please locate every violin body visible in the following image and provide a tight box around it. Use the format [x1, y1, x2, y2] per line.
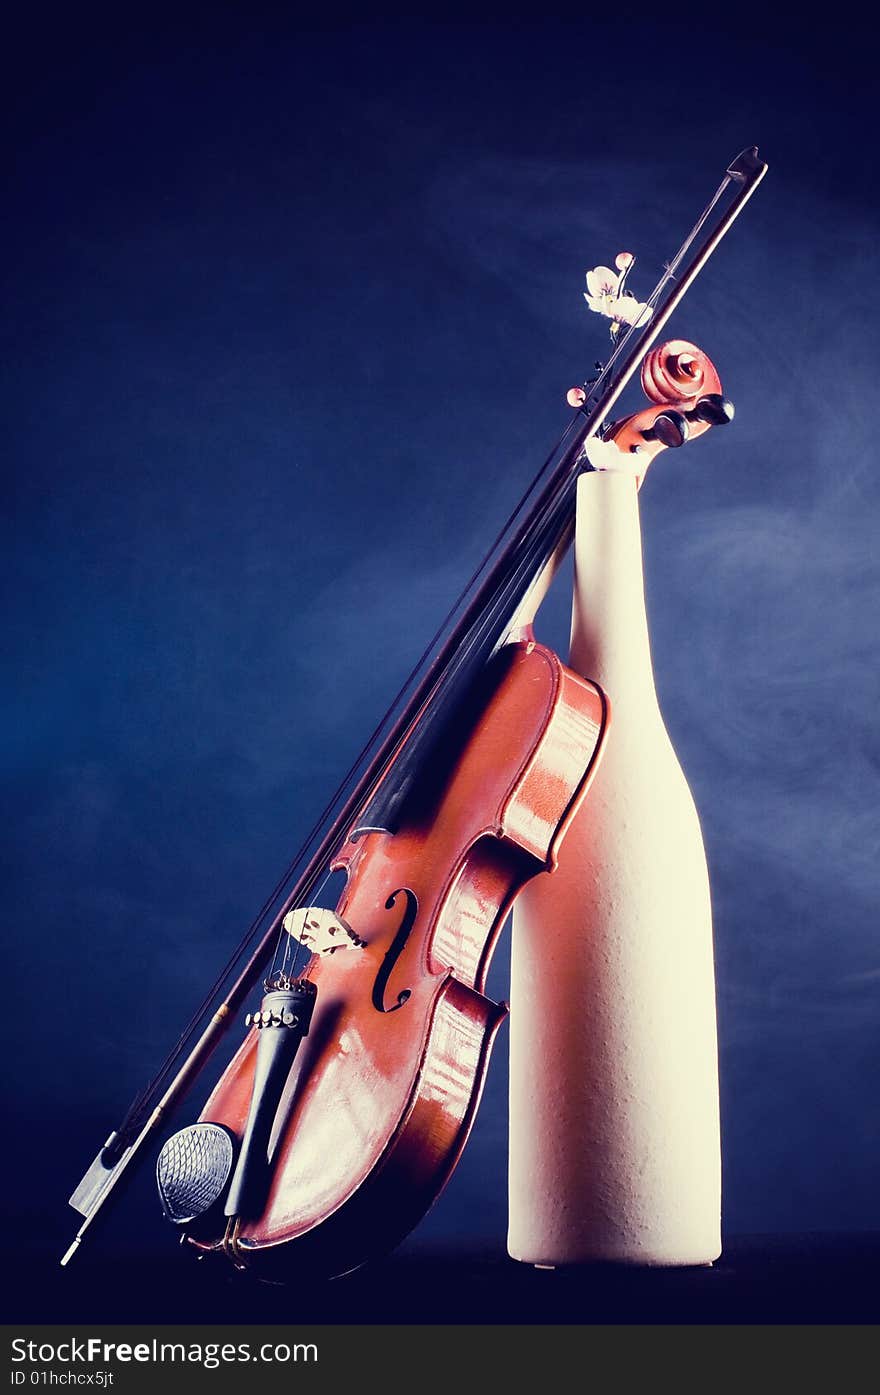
[190, 638, 607, 1278]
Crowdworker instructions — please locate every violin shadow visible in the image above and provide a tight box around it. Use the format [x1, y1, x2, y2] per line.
[267, 998, 346, 1158]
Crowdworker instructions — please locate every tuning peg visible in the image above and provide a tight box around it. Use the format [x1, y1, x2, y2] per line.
[641, 409, 689, 449]
[689, 393, 734, 427]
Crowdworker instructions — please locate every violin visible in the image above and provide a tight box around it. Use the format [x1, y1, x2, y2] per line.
[63, 148, 767, 1280]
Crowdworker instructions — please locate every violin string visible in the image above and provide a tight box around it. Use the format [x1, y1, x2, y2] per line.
[269, 922, 286, 987]
[279, 907, 294, 984]
[291, 868, 334, 982]
[266, 863, 336, 991]
[272, 898, 298, 986]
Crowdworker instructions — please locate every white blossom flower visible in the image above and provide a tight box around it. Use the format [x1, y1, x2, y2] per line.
[610, 294, 652, 327]
[584, 265, 621, 317]
[583, 255, 653, 330]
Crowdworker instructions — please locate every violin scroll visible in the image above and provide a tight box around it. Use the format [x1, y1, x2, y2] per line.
[577, 339, 734, 486]
[640, 339, 720, 406]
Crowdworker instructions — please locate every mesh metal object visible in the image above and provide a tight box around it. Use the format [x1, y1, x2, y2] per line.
[156, 1123, 236, 1225]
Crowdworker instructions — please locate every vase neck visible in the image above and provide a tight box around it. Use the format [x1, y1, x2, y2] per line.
[569, 471, 657, 704]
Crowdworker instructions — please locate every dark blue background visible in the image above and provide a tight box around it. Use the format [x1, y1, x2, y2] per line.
[3, 5, 878, 1314]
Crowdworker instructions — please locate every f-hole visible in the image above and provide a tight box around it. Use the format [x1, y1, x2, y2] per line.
[372, 888, 418, 1013]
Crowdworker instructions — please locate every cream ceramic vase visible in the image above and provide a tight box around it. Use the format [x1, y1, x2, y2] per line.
[508, 469, 721, 1266]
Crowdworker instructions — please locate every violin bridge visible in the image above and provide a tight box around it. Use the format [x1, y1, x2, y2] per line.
[282, 906, 366, 956]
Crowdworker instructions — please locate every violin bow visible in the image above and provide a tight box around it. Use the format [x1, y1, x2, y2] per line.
[62, 146, 767, 1267]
